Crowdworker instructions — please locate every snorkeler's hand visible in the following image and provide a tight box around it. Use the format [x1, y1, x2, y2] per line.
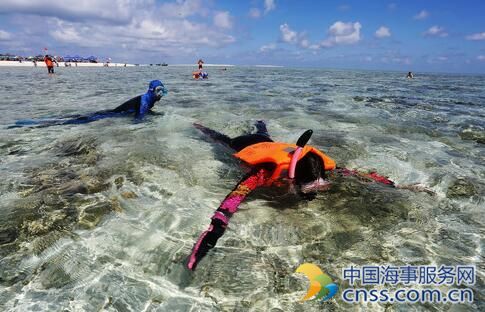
[147, 111, 164, 116]
[396, 184, 435, 196]
[187, 218, 227, 271]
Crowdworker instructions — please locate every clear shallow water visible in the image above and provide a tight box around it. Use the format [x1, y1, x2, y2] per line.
[0, 66, 483, 311]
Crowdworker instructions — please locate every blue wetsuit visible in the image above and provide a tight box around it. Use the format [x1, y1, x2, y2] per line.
[11, 80, 166, 128]
[64, 92, 157, 124]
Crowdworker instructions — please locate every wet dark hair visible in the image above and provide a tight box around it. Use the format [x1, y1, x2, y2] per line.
[294, 152, 325, 200]
[294, 152, 325, 185]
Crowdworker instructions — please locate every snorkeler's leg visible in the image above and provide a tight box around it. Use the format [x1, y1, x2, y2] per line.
[229, 134, 273, 152]
[61, 110, 119, 125]
[12, 117, 79, 128]
[254, 120, 270, 137]
[229, 120, 272, 151]
[193, 122, 273, 151]
[193, 123, 232, 146]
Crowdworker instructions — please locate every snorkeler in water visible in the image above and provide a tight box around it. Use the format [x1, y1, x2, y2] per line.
[192, 71, 208, 80]
[11, 80, 167, 128]
[186, 121, 430, 271]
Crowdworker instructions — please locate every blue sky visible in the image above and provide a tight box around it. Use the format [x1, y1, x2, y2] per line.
[0, 0, 484, 73]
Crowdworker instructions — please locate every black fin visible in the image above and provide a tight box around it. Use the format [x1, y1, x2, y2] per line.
[296, 129, 313, 147]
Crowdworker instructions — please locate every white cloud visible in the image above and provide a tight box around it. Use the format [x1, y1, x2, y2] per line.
[49, 21, 84, 44]
[1, 0, 237, 60]
[466, 32, 485, 41]
[249, 1, 274, 18]
[213, 11, 232, 29]
[478, 55, 485, 61]
[0, 0, 143, 24]
[278, 23, 311, 49]
[300, 39, 310, 48]
[382, 56, 411, 65]
[260, 43, 276, 52]
[320, 21, 362, 47]
[286, 21, 362, 50]
[414, 10, 429, 20]
[280, 23, 298, 44]
[427, 56, 449, 64]
[424, 26, 448, 37]
[0, 29, 11, 40]
[400, 57, 411, 65]
[388, 3, 397, 11]
[159, 0, 209, 18]
[264, 0, 276, 14]
[375, 26, 391, 38]
[248, 8, 261, 19]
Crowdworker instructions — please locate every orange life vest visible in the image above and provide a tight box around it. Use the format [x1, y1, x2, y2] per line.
[234, 142, 336, 185]
[45, 57, 53, 67]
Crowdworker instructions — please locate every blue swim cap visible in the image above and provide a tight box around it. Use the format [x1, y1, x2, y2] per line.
[148, 80, 163, 91]
[148, 79, 167, 96]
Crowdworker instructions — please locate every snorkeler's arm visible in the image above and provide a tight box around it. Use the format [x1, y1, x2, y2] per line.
[135, 94, 150, 120]
[335, 167, 395, 186]
[334, 167, 435, 195]
[186, 167, 270, 271]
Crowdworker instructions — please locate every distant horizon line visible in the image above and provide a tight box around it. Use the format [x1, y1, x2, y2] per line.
[1, 60, 483, 75]
[133, 63, 485, 75]
[144, 63, 484, 75]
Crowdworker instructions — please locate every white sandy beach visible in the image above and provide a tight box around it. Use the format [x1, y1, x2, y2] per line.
[0, 61, 240, 68]
[0, 60, 135, 67]
[0, 61, 287, 68]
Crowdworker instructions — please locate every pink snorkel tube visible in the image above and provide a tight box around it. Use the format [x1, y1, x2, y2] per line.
[288, 129, 313, 179]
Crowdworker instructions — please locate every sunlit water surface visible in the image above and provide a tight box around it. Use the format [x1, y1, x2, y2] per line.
[0, 66, 483, 311]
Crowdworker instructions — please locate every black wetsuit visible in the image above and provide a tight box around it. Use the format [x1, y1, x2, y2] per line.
[56, 96, 141, 124]
[195, 121, 273, 152]
[11, 94, 157, 128]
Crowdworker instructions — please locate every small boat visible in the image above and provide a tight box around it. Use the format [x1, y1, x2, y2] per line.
[161, 63, 168, 66]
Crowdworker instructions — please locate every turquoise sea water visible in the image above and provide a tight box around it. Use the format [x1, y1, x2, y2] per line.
[0, 66, 483, 311]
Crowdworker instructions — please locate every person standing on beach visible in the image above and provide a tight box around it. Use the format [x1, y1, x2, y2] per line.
[44, 55, 55, 74]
